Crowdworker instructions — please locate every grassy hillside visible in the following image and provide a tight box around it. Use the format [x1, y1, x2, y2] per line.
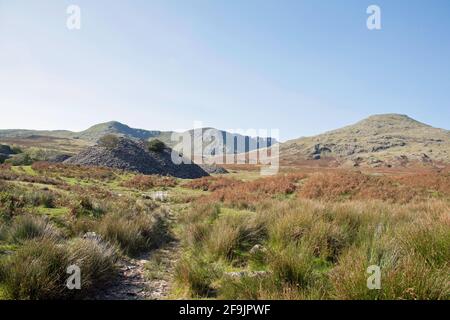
[281, 114, 450, 167]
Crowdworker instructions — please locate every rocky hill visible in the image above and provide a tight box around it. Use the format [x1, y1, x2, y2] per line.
[281, 114, 450, 167]
[0, 121, 275, 155]
[64, 137, 209, 179]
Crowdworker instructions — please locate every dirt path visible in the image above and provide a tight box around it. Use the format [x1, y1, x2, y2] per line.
[95, 240, 180, 300]
[95, 204, 181, 300]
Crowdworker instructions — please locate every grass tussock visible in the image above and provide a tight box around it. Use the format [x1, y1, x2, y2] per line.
[176, 195, 450, 300]
[175, 254, 222, 297]
[0, 239, 70, 299]
[0, 237, 118, 300]
[9, 215, 61, 243]
[98, 209, 170, 256]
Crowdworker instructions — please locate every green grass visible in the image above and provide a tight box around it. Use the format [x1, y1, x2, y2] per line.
[0, 244, 19, 254]
[0, 284, 8, 300]
[35, 206, 70, 218]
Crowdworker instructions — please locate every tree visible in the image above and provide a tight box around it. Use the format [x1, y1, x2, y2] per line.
[98, 135, 120, 149]
[148, 139, 166, 153]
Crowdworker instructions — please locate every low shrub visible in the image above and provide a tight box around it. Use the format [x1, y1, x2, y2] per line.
[10, 215, 61, 243]
[175, 255, 221, 297]
[98, 134, 120, 149]
[206, 214, 266, 261]
[148, 139, 166, 152]
[68, 238, 118, 290]
[0, 239, 70, 299]
[6, 153, 32, 166]
[98, 210, 169, 256]
[180, 203, 220, 246]
[120, 175, 177, 190]
[25, 190, 56, 208]
[0, 237, 119, 299]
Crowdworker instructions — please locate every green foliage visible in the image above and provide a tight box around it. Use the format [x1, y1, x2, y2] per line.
[175, 254, 221, 297]
[97, 134, 120, 149]
[148, 139, 166, 152]
[10, 215, 61, 243]
[0, 239, 70, 299]
[98, 210, 170, 256]
[68, 238, 118, 289]
[6, 153, 32, 166]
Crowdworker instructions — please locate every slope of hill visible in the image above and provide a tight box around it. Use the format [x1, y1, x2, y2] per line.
[281, 114, 450, 167]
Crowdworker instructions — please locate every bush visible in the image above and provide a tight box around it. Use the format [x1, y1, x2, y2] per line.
[0, 191, 26, 219]
[68, 238, 118, 290]
[148, 139, 166, 152]
[6, 153, 32, 166]
[10, 215, 61, 243]
[206, 214, 265, 261]
[98, 134, 120, 149]
[0, 237, 119, 299]
[181, 203, 220, 247]
[0, 239, 70, 299]
[0, 154, 8, 164]
[26, 190, 56, 208]
[98, 210, 169, 256]
[175, 255, 221, 297]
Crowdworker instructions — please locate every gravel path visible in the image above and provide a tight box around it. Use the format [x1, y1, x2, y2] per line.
[94, 205, 181, 300]
[94, 241, 180, 300]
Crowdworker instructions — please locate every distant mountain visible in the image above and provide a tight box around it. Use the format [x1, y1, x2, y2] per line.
[0, 121, 276, 155]
[75, 121, 162, 141]
[281, 114, 450, 167]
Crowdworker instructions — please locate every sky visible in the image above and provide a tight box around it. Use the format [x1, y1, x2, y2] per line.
[0, 0, 449, 141]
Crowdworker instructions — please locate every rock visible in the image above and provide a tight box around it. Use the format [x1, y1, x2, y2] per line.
[421, 153, 432, 163]
[47, 154, 72, 163]
[249, 244, 267, 255]
[0, 145, 14, 155]
[83, 232, 103, 243]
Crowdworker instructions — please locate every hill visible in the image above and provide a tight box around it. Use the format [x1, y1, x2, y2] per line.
[281, 114, 450, 167]
[64, 137, 209, 179]
[0, 121, 275, 155]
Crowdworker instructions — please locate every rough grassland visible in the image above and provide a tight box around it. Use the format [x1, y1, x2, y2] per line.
[0, 163, 449, 300]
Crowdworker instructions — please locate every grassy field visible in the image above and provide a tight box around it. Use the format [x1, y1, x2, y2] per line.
[0, 162, 448, 300]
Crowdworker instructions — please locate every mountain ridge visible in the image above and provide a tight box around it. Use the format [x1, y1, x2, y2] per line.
[0, 121, 277, 154]
[1, 114, 449, 167]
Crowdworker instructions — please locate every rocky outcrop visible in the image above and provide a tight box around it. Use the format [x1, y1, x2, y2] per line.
[64, 137, 209, 179]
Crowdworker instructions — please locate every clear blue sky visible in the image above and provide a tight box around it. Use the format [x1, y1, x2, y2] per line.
[0, 0, 449, 141]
